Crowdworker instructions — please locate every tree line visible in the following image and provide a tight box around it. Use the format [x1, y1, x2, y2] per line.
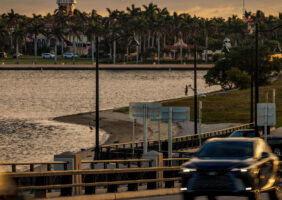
[0, 3, 281, 65]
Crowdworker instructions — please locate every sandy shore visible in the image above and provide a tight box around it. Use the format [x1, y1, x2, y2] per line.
[53, 107, 239, 160]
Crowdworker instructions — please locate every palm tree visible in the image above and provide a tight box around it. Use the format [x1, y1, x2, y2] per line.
[12, 18, 27, 64]
[0, 18, 9, 52]
[68, 9, 85, 64]
[2, 9, 20, 54]
[106, 8, 123, 64]
[127, 4, 142, 63]
[54, 6, 68, 59]
[143, 3, 159, 48]
[85, 9, 102, 65]
[28, 14, 45, 64]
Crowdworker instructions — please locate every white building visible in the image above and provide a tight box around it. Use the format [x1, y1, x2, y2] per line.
[57, 0, 77, 14]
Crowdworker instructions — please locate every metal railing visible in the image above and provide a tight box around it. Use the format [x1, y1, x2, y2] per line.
[100, 123, 254, 155]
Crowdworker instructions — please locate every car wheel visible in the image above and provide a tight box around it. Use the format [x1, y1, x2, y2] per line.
[248, 191, 261, 200]
[273, 148, 281, 156]
[207, 196, 217, 200]
[268, 187, 280, 200]
[182, 193, 194, 200]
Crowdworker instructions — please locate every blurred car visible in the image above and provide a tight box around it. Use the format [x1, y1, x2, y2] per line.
[0, 52, 7, 59]
[63, 53, 78, 59]
[181, 138, 280, 200]
[42, 53, 55, 59]
[12, 53, 22, 58]
[230, 129, 282, 158]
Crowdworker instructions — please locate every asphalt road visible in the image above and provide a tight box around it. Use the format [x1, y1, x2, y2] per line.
[131, 184, 282, 200]
[131, 193, 282, 200]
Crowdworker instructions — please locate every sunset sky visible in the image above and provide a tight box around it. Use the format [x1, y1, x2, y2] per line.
[0, 0, 281, 18]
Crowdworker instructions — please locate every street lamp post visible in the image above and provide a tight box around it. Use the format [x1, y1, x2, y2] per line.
[94, 35, 100, 160]
[250, 47, 254, 123]
[194, 44, 198, 135]
[185, 44, 198, 135]
[94, 35, 139, 160]
[255, 23, 259, 133]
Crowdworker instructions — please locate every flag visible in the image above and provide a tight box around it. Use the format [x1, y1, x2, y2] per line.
[244, 10, 253, 22]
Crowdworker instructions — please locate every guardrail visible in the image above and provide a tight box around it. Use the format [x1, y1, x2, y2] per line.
[100, 123, 254, 158]
[6, 161, 282, 199]
[7, 166, 181, 198]
[0, 161, 68, 172]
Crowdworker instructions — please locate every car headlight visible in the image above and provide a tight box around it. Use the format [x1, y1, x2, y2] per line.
[182, 168, 197, 173]
[231, 167, 249, 172]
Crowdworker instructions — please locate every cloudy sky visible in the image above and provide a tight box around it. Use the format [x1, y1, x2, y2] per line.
[0, 0, 281, 18]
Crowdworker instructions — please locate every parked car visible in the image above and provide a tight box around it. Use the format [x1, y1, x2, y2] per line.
[42, 53, 55, 59]
[229, 129, 282, 157]
[0, 52, 7, 59]
[229, 129, 260, 138]
[181, 138, 280, 200]
[12, 53, 23, 58]
[63, 53, 78, 59]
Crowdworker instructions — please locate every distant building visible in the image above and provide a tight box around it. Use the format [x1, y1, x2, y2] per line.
[56, 0, 77, 14]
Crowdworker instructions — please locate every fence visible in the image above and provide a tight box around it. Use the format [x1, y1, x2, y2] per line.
[3, 158, 281, 199]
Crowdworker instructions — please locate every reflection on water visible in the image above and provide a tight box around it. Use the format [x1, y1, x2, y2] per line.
[0, 70, 220, 164]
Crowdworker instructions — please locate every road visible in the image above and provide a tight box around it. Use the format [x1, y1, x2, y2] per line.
[131, 183, 282, 200]
[131, 193, 282, 200]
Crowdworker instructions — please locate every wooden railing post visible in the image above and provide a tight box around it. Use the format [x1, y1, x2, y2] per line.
[84, 163, 96, 195]
[157, 153, 163, 188]
[12, 164, 16, 172]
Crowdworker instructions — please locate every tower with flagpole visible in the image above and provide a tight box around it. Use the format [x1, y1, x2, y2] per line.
[56, 0, 77, 14]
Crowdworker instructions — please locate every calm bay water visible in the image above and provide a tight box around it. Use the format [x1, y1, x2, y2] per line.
[0, 70, 220, 165]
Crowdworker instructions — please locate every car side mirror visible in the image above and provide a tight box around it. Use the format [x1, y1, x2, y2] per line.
[261, 152, 269, 159]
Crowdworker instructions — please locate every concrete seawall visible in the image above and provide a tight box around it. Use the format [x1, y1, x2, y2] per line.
[0, 64, 213, 70]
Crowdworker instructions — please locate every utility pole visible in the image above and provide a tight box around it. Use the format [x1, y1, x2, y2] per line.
[194, 44, 198, 134]
[250, 47, 254, 123]
[255, 23, 259, 134]
[94, 36, 100, 160]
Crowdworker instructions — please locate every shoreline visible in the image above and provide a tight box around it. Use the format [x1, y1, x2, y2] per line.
[53, 97, 239, 160]
[0, 64, 213, 71]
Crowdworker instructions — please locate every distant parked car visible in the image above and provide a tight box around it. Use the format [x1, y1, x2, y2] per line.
[63, 53, 78, 59]
[229, 129, 260, 138]
[12, 53, 23, 58]
[0, 52, 7, 59]
[229, 129, 282, 158]
[42, 53, 55, 59]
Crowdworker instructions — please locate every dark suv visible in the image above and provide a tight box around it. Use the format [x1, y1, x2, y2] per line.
[181, 138, 280, 200]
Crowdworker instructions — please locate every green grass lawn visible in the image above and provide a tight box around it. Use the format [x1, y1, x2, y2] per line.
[115, 76, 282, 127]
[0, 56, 94, 65]
[163, 76, 282, 127]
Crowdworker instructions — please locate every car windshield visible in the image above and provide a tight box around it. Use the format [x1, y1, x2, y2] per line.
[197, 141, 253, 159]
